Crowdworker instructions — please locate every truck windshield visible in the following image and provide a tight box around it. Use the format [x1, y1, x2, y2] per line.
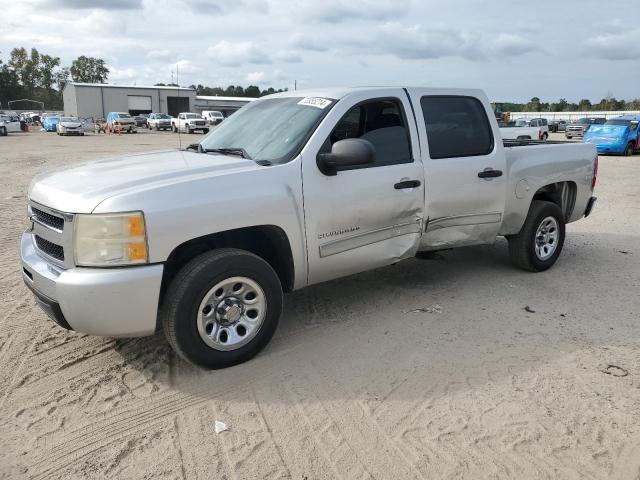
[199, 97, 335, 164]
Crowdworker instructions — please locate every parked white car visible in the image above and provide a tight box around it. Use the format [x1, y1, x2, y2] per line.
[0, 113, 22, 136]
[202, 110, 224, 125]
[172, 112, 209, 134]
[56, 117, 85, 136]
[21, 87, 598, 369]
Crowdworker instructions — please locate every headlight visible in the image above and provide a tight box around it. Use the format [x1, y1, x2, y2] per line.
[74, 212, 148, 266]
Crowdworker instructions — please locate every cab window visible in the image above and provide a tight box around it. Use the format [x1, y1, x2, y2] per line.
[325, 98, 412, 168]
[421, 96, 494, 159]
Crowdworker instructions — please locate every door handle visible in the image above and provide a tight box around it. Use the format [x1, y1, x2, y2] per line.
[477, 169, 503, 179]
[394, 180, 421, 189]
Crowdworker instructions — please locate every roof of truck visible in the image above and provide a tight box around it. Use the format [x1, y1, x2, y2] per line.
[268, 86, 486, 100]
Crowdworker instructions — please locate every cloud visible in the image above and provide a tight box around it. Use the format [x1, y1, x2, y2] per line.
[40, 0, 142, 9]
[206, 40, 271, 66]
[297, 0, 409, 23]
[585, 29, 640, 60]
[183, 0, 267, 15]
[348, 23, 483, 61]
[288, 32, 328, 52]
[146, 49, 173, 60]
[174, 59, 200, 73]
[274, 51, 302, 63]
[246, 71, 265, 82]
[491, 34, 540, 56]
[108, 66, 139, 82]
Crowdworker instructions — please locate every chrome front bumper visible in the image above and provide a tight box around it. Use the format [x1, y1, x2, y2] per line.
[21, 232, 164, 337]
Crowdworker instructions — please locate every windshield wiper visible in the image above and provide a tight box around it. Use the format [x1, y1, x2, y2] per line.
[203, 147, 253, 160]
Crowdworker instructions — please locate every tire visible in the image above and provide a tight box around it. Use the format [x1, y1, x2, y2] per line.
[161, 248, 283, 369]
[507, 200, 566, 272]
[173, 124, 177, 133]
[542, 132, 548, 141]
[625, 143, 634, 156]
[1, 127, 7, 136]
[187, 128, 193, 134]
[203, 128, 209, 134]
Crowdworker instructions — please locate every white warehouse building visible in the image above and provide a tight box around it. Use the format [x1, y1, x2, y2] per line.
[62, 82, 197, 119]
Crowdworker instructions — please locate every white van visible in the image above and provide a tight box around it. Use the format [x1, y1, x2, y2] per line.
[202, 110, 224, 125]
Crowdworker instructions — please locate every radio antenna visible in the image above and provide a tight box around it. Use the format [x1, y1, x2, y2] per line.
[176, 62, 182, 150]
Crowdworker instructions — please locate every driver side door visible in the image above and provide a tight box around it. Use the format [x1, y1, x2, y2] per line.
[301, 89, 425, 286]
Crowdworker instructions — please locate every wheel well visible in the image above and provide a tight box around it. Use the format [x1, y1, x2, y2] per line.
[160, 225, 295, 303]
[531, 181, 576, 221]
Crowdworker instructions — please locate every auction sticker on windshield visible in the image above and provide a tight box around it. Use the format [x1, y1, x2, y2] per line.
[298, 97, 332, 109]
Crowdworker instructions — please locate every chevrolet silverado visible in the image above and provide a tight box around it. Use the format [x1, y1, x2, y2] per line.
[21, 87, 598, 368]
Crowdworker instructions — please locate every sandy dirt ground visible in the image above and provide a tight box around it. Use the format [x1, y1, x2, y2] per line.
[0, 129, 639, 479]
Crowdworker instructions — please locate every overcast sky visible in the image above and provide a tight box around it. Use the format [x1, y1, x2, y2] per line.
[2, 0, 639, 102]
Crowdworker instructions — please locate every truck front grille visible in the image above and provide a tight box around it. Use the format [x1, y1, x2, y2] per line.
[32, 207, 64, 231]
[35, 235, 65, 261]
[195, 121, 205, 126]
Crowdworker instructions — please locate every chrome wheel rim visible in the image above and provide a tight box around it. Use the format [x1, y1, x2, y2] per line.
[197, 276, 266, 351]
[534, 216, 559, 261]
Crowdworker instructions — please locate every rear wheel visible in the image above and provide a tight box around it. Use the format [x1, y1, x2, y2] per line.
[625, 143, 634, 156]
[542, 132, 548, 141]
[508, 200, 565, 272]
[161, 248, 283, 369]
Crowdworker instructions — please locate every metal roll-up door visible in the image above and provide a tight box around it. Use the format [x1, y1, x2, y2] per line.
[127, 95, 152, 112]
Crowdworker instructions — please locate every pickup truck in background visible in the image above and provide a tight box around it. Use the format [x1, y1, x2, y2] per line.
[583, 115, 640, 156]
[566, 117, 606, 139]
[500, 118, 549, 141]
[147, 113, 173, 131]
[21, 87, 598, 369]
[500, 117, 549, 141]
[0, 113, 22, 136]
[172, 112, 209, 134]
[106, 112, 137, 133]
[202, 110, 224, 125]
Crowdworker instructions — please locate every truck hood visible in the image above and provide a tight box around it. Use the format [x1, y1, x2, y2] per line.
[29, 150, 258, 213]
[59, 121, 83, 128]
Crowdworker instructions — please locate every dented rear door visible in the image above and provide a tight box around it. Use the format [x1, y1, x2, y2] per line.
[406, 88, 507, 250]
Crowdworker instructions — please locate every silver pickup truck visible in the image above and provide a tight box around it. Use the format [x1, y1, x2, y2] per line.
[21, 87, 598, 368]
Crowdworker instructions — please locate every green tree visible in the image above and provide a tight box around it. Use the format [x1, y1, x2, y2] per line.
[526, 97, 541, 111]
[70, 56, 109, 83]
[577, 99, 592, 111]
[40, 54, 61, 91]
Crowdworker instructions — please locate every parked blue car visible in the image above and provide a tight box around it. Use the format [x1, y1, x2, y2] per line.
[584, 115, 640, 156]
[42, 115, 60, 132]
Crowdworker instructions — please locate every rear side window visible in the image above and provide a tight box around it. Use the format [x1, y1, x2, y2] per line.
[420, 96, 494, 159]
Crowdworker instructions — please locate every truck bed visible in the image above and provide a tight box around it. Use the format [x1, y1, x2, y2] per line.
[503, 139, 575, 147]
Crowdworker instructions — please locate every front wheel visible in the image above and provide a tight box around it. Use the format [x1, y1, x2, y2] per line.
[161, 248, 283, 369]
[203, 128, 209, 134]
[1, 127, 7, 136]
[542, 132, 548, 141]
[507, 200, 566, 272]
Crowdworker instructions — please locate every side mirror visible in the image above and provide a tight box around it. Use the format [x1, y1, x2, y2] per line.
[317, 138, 375, 176]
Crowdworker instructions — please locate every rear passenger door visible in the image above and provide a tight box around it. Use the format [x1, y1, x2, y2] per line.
[406, 89, 507, 250]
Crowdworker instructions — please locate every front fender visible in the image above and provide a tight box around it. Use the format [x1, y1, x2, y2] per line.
[93, 159, 308, 289]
